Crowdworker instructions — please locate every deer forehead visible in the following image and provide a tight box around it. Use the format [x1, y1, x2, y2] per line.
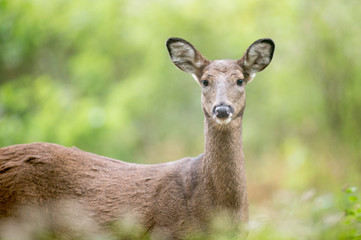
[202, 60, 244, 80]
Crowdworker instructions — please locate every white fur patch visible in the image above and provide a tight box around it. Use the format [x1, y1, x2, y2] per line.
[247, 73, 256, 83]
[192, 74, 199, 83]
[213, 113, 233, 125]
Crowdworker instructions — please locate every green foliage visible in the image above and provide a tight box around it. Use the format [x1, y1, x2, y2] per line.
[246, 187, 361, 240]
[340, 187, 361, 239]
[0, 0, 361, 238]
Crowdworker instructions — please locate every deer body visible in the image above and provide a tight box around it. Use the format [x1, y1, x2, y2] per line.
[0, 38, 274, 239]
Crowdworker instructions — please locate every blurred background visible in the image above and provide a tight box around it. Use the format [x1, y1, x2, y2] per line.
[0, 0, 360, 238]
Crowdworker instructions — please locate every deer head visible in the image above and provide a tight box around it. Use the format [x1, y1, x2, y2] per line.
[166, 37, 275, 126]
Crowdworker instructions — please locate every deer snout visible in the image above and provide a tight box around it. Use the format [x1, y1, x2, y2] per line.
[213, 104, 234, 119]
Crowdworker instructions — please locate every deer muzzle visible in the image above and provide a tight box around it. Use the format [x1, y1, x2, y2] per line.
[213, 103, 234, 125]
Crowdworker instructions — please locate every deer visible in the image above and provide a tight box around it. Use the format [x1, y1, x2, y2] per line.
[0, 37, 274, 239]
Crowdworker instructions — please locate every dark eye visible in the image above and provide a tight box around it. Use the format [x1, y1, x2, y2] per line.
[201, 80, 209, 87]
[236, 79, 244, 86]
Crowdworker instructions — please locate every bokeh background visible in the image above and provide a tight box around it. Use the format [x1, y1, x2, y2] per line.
[1, 0, 360, 238]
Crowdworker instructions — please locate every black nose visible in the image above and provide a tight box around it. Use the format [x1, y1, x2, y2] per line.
[213, 104, 234, 119]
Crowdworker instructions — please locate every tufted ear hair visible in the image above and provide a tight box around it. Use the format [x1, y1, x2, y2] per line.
[238, 38, 275, 77]
[166, 37, 210, 79]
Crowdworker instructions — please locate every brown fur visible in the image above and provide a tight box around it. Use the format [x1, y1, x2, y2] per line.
[0, 37, 274, 239]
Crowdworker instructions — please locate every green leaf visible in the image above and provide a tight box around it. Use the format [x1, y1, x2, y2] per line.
[346, 209, 355, 216]
[346, 187, 357, 193]
[348, 195, 358, 203]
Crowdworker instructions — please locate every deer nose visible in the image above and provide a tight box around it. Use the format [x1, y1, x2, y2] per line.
[213, 104, 234, 119]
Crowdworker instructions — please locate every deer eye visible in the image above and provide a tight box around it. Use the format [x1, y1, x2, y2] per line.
[236, 79, 243, 86]
[201, 80, 209, 87]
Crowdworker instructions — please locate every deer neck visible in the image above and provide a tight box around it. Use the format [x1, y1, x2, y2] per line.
[202, 116, 247, 209]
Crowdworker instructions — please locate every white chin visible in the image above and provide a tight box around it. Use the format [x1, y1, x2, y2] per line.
[214, 117, 232, 125]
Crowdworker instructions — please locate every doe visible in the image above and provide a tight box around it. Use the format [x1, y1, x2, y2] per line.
[0, 37, 275, 239]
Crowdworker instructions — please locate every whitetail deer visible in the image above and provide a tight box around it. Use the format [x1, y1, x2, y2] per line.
[0, 37, 274, 239]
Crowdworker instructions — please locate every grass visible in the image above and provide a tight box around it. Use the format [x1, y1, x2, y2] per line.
[0, 187, 360, 240]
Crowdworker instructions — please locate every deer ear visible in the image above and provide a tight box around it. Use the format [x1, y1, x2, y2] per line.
[166, 37, 209, 79]
[238, 38, 275, 77]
